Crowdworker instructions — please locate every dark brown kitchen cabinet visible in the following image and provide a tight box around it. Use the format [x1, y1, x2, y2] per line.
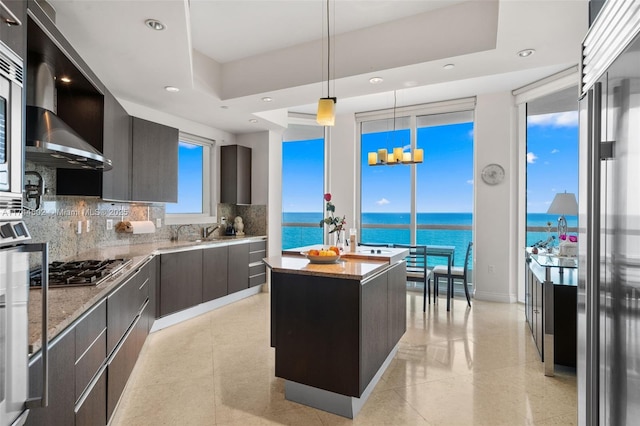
[228, 243, 250, 293]
[160, 250, 203, 316]
[131, 116, 178, 202]
[221, 145, 252, 204]
[145, 256, 158, 332]
[75, 368, 106, 426]
[0, 0, 26, 60]
[203, 245, 228, 302]
[107, 260, 150, 355]
[107, 313, 143, 422]
[75, 300, 107, 402]
[249, 240, 266, 287]
[102, 91, 132, 201]
[26, 327, 76, 426]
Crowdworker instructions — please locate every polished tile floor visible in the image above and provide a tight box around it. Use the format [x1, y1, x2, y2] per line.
[111, 291, 577, 425]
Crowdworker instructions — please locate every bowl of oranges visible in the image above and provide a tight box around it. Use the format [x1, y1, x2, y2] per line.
[302, 246, 341, 264]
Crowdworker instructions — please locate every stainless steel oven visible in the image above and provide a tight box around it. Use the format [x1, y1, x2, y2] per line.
[0, 38, 48, 426]
[0, 40, 23, 218]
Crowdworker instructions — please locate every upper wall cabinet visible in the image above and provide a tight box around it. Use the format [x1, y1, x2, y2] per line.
[221, 145, 252, 205]
[0, 0, 27, 59]
[130, 117, 178, 203]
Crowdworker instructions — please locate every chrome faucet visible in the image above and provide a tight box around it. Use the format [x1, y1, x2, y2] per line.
[171, 224, 191, 241]
[202, 224, 220, 239]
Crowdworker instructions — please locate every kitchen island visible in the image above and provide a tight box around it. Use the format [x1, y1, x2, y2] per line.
[263, 247, 408, 418]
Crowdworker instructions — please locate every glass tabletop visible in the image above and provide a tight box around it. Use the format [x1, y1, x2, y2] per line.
[529, 251, 578, 269]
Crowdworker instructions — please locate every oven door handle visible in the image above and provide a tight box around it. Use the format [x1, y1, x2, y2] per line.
[24, 242, 48, 409]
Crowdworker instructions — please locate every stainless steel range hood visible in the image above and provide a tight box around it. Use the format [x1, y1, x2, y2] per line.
[25, 62, 112, 171]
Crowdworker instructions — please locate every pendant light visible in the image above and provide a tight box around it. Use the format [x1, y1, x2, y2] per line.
[368, 91, 423, 166]
[316, 0, 336, 126]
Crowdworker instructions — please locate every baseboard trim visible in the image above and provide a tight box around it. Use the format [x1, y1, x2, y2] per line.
[150, 285, 263, 332]
[473, 290, 516, 303]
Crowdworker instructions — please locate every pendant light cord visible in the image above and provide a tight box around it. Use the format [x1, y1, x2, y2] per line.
[326, 0, 330, 97]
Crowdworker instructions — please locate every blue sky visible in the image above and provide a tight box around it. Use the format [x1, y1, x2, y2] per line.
[166, 141, 203, 214]
[526, 111, 579, 212]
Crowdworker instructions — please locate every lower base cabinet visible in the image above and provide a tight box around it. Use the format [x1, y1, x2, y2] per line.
[26, 328, 76, 426]
[75, 369, 107, 426]
[107, 312, 146, 421]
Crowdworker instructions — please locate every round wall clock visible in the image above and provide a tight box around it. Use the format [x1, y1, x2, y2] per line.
[481, 163, 505, 185]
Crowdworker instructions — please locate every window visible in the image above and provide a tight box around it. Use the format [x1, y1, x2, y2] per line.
[281, 124, 325, 249]
[165, 133, 213, 223]
[525, 87, 579, 247]
[357, 99, 475, 269]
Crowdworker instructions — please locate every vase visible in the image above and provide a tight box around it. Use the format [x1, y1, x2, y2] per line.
[333, 230, 345, 252]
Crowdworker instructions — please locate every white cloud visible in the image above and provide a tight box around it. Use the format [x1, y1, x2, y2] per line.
[551, 149, 560, 154]
[527, 152, 538, 164]
[528, 111, 579, 128]
[179, 141, 200, 149]
[466, 179, 474, 185]
[376, 198, 390, 205]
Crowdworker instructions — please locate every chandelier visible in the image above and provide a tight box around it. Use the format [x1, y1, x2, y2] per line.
[368, 91, 423, 166]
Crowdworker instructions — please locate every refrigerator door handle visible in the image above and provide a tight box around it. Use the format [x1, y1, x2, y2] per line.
[23, 242, 49, 409]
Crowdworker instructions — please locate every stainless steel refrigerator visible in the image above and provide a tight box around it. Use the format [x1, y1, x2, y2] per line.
[578, 2, 640, 425]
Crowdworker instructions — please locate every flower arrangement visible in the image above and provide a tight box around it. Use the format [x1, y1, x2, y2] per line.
[319, 193, 346, 234]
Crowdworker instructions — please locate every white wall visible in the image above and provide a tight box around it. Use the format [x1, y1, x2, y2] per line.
[325, 113, 357, 240]
[473, 92, 518, 303]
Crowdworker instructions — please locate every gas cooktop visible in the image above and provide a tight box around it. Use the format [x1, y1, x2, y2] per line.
[30, 258, 132, 288]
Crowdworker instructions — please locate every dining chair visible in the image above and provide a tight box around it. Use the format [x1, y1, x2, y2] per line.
[392, 244, 431, 311]
[429, 242, 473, 308]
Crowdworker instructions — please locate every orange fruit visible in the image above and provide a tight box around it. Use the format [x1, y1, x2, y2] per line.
[329, 246, 340, 255]
[309, 249, 320, 256]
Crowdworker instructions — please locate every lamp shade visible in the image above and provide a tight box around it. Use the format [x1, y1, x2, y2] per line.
[316, 97, 336, 126]
[547, 192, 578, 215]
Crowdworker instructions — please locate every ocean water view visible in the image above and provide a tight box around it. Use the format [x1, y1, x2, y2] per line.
[282, 212, 578, 268]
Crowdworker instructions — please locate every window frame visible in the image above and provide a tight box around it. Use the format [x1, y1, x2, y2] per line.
[165, 132, 216, 225]
[356, 98, 476, 244]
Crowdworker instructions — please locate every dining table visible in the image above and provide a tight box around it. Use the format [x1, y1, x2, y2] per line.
[425, 245, 456, 311]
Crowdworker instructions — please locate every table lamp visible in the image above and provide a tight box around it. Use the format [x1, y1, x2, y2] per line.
[547, 191, 578, 238]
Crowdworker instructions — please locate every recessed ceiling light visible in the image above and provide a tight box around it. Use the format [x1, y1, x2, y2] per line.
[59, 76, 72, 83]
[517, 49, 535, 58]
[145, 19, 166, 31]
[249, 119, 258, 123]
[443, 64, 455, 70]
[164, 86, 179, 92]
[261, 97, 273, 102]
[369, 77, 384, 84]
[220, 105, 229, 109]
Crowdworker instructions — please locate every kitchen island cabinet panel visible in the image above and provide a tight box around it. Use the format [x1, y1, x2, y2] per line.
[360, 271, 389, 393]
[273, 271, 361, 397]
[160, 250, 203, 316]
[131, 116, 178, 203]
[203, 245, 228, 302]
[387, 261, 407, 352]
[26, 327, 76, 426]
[228, 243, 249, 294]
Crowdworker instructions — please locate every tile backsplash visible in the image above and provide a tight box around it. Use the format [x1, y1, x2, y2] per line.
[23, 162, 267, 264]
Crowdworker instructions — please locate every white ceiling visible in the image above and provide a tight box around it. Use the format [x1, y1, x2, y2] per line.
[48, 0, 589, 134]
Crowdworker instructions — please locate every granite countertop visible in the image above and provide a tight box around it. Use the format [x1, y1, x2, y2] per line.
[28, 235, 266, 355]
[282, 244, 409, 264]
[263, 255, 392, 281]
